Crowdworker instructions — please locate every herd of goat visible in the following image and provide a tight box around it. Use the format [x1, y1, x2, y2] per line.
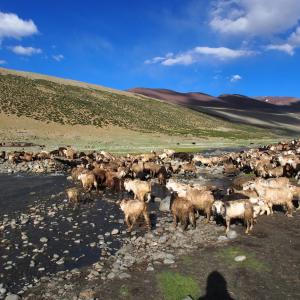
[2, 139, 300, 235]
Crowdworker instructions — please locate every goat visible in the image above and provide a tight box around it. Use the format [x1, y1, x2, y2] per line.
[212, 200, 254, 234]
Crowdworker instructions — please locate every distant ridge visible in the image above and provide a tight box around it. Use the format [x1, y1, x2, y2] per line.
[128, 88, 300, 111]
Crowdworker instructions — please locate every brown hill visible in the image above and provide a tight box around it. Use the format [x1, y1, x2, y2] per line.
[127, 88, 300, 137]
[128, 88, 220, 106]
[255, 96, 300, 106]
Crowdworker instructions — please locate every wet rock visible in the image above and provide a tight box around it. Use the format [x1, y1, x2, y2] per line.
[0, 287, 7, 296]
[40, 237, 48, 243]
[56, 258, 65, 265]
[111, 229, 119, 235]
[227, 230, 238, 239]
[159, 196, 171, 212]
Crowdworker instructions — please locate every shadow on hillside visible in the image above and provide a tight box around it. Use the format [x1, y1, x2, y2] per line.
[191, 106, 300, 137]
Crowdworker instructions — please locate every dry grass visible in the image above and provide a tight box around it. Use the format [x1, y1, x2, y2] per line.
[0, 67, 278, 152]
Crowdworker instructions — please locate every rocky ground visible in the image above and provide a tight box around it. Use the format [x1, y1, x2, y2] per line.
[0, 159, 299, 300]
[0, 158, 67, 174]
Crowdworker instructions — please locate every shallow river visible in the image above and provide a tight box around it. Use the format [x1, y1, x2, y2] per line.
[0, 174, 125, 293]
[0, 165, 233, 294]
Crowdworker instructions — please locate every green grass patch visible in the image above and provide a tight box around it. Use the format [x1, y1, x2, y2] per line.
[218, 246, 269, 272]
[156, 271, 200, 300]
[119, 284, 130, 299]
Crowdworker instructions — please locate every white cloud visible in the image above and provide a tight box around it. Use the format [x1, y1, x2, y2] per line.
[10, 45, 42, 56]
[210, 0, 300, 36]
[52, 54, 64, 61]
[288, 26, 300, 46]
[147, 46, 254, 66]
[265, 44, 295, 56]
[265, 26, 300, 55]
[0, 11, 38, 40]
[144, 56, 165, 64]
[230, 74, 242, 82]
[145, 53, 173, 64]
[0, 59, 6, 65]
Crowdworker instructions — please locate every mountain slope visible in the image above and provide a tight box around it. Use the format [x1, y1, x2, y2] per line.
[0, 68, 270, 141]
[128, 88, 300, 137]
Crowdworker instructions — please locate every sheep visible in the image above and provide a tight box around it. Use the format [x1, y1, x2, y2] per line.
[227, 187, 258, 199]
[0, 151, 5, 159]
[119, 198, 151, 231]
[242, 177, 289, 190]
[131, 161, 144, 178]
[71, 165, 86, 181]
[92, 167, 106, 187]
[78, 172, 98, 192]
[36, 151, 50, 160]
[212, 200, 254, 234]
[66, 187, 80, 206]
[166, 179, 187, 197]
[157, 171, 167, 185]
[143, 162, 161, 177]
[20, 152, 34, 162]
[247, 197, 270, 217]
[105, 170, 126, 191]
[266, 166, 284, 178]
[124, 179, 151, 201]
[63, 147, 75, 159]
[141, 152, 156, 162]
[181, 162, 197, 174]
[245, 182, 294, 216]
[170, 192, 196, 230]
[186, 185, 214, 223]
[289, 185, 300, 210]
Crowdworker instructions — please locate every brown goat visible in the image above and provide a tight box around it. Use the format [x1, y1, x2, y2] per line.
[66, 187, 80, 206]
[186, 186, 214, 223]
[170, 192, 196, 230]
[78, 172, 98, 192]
[119, 199, 151, 231]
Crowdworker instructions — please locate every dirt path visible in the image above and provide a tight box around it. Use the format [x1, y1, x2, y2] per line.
[97, 211, 300, 300]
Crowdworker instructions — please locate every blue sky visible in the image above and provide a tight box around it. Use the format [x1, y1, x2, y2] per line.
[0, 0, 300, 96]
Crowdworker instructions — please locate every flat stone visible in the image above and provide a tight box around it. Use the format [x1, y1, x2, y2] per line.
[163, 258, 175, 265]
[234, 255, 246, 262]
[111, 229, 119, 235]
[40, 237, 48, 243]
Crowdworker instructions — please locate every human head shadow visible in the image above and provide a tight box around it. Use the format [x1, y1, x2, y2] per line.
[198, 271, 235, 300]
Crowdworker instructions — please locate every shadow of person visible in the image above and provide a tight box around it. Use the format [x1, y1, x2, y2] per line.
[198, 271, 235, 300]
